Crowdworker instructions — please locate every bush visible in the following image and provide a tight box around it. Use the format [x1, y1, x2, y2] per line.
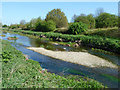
[35, 20, 56, 32]
[67, 22, 88, 35]
[45, 20, 56, 32]
[35, 20, 45, 31]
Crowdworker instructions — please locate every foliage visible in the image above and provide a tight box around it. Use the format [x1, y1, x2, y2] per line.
[118, 17, 120, 28]
[2, 40, 105, 88]
[19, 24, 29, 30]
[45, 20, 56, 32]
[6, 29, 120, 54]
[2, 24, 8, 28]
[29, 18, 38, 30]
[35, 20, 56, 32]
[7, 10, 118, 32]
[55, 27, 68, 34]
[45, 9, 68, 28]
[87, 14, 95, 29]
[67, 22, 88, 35]
[95, 13, 118, 28]
[20, 20, 26, 25]
[0, 22, 2, 27]
[84, 27, 120, 39]
[9, 24, 19, 29]
[2, 50, 13, 62]
[91, 48, 113, 54]
[74, 14, 95, 29]
[35, 19, 44, 31]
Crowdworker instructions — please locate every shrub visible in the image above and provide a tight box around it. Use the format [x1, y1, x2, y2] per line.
[35, 20, 56, 32]
[67, 22, 88, 35]
[45, 20, 56, 32]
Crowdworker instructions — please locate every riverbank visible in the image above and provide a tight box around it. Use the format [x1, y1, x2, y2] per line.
[27, 47, 117, 69]
[2, 29, 120, 54]
[2, 40, 105, 88]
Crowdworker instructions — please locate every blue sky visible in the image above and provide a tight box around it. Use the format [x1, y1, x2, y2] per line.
[2, 2, 118, 25]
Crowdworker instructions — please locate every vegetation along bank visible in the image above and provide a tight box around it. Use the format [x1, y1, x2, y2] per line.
[1, 40, 105, 88]
[3, 29, 120, 54]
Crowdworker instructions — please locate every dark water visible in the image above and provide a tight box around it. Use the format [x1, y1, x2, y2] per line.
[1, 32, 120, 88]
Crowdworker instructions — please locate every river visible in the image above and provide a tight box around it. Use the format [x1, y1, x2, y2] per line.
[1, 32, 120, 88]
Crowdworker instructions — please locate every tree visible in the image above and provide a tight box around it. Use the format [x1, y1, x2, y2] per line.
[87, 14, 95, 29]
[74, 14, 89, 28]
[95, 13, 118, 28]
[95, 8, 104, 17]
[29, 18, 38, 30]
[35, 17, 43, 31]
[45, 9, 68, 28]
[9, 24, 18, 29]
[118, 16, 120, 28]
[71, 14, 77, 22]
[74, 14, 95, 29]
[20, 20, 26, 25]
[19, 20, 27, 29]
[2, 24, 8, 28]
[0, 23, 2, 28]
[109, 15, 118, 27]
[67, 22, 88, 35]
[35, 20, 56, 32]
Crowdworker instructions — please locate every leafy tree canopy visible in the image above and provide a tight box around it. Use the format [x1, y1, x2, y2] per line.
[74, 14, 95, 29]
[45, 9, 68, 28]
[95, 13, 118, 28]
[2, 24, 8, 27]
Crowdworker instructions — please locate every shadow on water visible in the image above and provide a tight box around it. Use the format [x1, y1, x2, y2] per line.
[1, 32, 120, 88]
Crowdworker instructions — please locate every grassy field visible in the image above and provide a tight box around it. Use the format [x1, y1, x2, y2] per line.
[1, 40, 105, 88]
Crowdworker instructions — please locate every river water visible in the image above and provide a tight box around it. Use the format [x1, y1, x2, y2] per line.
[1, 32, 120, 88]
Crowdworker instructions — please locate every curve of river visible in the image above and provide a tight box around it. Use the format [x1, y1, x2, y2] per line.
[1, 32, 120, 88]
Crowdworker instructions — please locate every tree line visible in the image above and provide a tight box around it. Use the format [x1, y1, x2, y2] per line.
[2, 8, 118, 34]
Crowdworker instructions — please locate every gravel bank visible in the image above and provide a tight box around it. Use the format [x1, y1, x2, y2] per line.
[27, 47, 117, 69]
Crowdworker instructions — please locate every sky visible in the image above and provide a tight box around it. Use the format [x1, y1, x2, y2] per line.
[2, 2, 118, 25]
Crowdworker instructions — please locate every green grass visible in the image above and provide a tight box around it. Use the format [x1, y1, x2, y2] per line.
[3, 29, 120, 54]
[84, 27, 120, 39]
[2, 40, 105, 88]
[91, 48, 114, 54]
